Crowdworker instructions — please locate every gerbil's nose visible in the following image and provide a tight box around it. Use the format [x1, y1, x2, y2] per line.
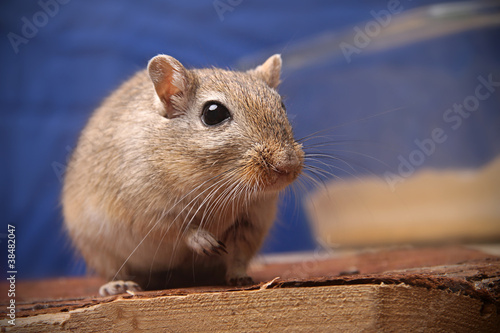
[273, 147, 303, 174]
[246, 142, 304, 190]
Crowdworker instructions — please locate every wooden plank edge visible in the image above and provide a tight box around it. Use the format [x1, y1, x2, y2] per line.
[1, 283, 499, 332]
[3, 257, 498, 319]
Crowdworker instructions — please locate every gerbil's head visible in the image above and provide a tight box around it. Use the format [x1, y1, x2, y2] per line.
[146, 54, 303, 196]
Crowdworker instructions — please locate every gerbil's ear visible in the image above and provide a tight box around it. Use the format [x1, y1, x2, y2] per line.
[148, 55, 190, 118]
[248, 54, 282, 89]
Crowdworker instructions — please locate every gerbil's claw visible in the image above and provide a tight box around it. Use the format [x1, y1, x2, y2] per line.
[186, 229, 227, 257]
[99, 280, 142, 296]
[202, 249, 214, 256]
[218, 240, 228, 254]
[228, 276, 255, 287]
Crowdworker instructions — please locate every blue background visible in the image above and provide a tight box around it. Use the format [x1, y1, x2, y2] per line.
[1, 0, 499, 279]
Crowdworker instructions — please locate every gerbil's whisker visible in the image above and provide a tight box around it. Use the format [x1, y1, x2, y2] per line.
[296, 106, 407, 143]
[114, 169, 233, 282]
[313, 149, 390, 168]
[301, 166, 335, 189]
[304, 156, 360, 179]
[168, 170, 239, 262]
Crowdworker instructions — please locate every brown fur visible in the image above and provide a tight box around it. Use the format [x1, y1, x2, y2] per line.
[62, 54, 304, 294]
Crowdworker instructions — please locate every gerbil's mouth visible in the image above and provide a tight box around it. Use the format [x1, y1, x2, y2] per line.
[263, 169, 302, 192]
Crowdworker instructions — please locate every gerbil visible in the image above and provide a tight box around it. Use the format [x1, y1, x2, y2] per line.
[62, 54, 304, 296]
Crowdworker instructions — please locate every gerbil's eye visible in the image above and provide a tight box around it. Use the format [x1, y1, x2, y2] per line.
[201, 101, 231, 126]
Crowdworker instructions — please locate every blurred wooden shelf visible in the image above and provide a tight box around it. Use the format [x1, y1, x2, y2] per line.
[306, 159, 500, 247]
[1, 245, 499, 332]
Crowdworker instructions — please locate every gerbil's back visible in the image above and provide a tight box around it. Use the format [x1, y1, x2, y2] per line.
[62, 70, 157, 232]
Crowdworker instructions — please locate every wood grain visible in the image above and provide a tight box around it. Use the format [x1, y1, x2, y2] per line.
[5, 283, 499, 332]
[1, 246, 499, 332]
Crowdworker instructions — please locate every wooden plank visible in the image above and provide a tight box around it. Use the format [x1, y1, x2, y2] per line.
[4, 282, 499, 332]
[306, 158, 500, 246]
[1, 247, 499, 332]
[4, 245, 492, 303]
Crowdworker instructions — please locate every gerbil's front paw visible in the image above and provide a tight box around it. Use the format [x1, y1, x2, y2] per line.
[99, 280, 142, 296]
[186, 229, 228, 256]
[227, 275, 255, 287]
